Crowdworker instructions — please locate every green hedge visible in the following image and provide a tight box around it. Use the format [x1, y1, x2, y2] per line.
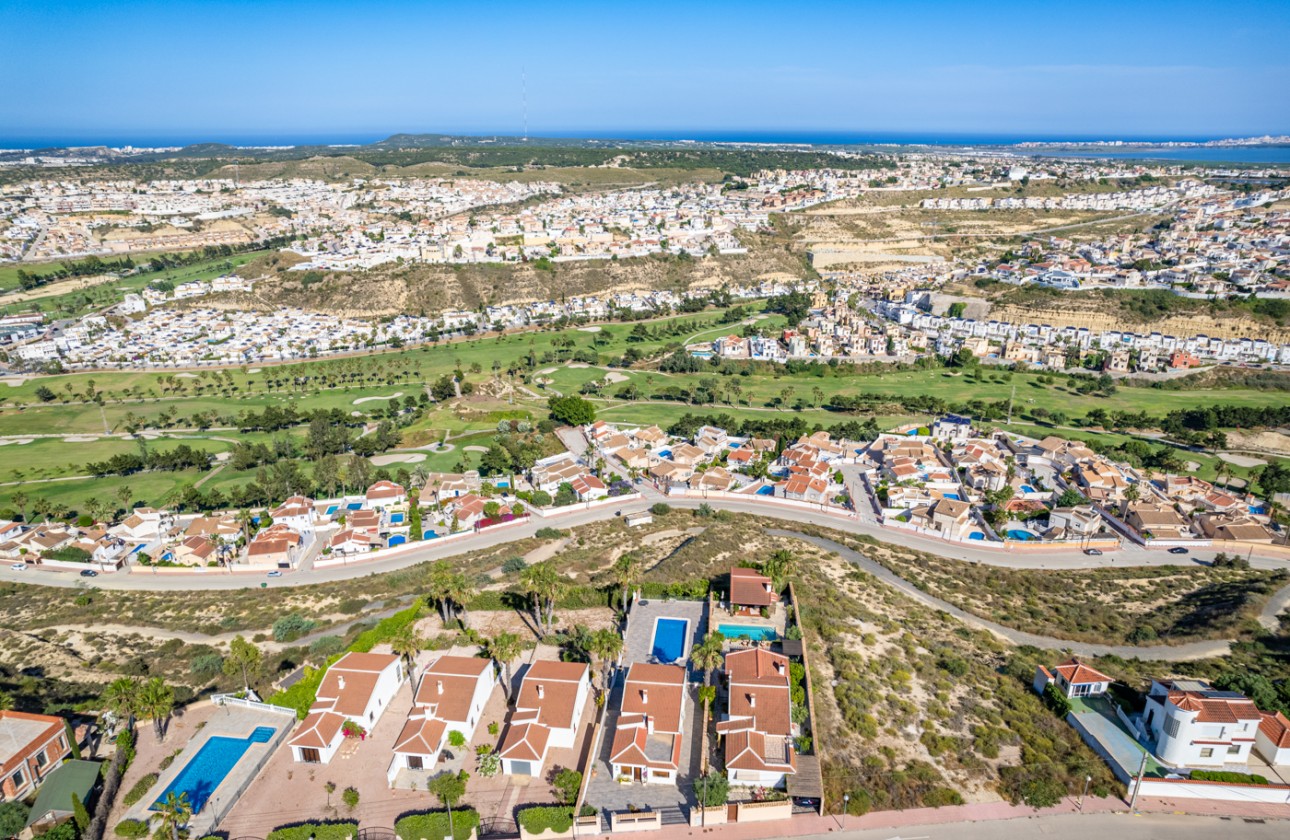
[1191, 770, 1270, 785]
[517, 807, 574, 835]
[395, 809, 480, 840]
[114, 819, 150, 839]
[267, 822, 358, 840]
[351, 604, 422, 653]
[121, 773, 158, 807]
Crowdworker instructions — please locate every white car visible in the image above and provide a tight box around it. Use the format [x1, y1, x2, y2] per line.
[267, 570, 283, 578]
[10, 563, 28, 571]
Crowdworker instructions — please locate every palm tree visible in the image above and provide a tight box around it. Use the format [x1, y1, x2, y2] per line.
[427, 561, 456, 626]
[138, 677, 175, 741]
[520, 561, 564, 637]
[155, 791, 192, 840]
[609, 553, 641, 616]
[0, 691, 14, 711]
[102, 677, 141, 732]
[446, 572, 478, 631]
[390, 625, 423, 679]
[481, 632, 522, 702]
[689, 633, 725, 687]
[585, 629, 624, 694]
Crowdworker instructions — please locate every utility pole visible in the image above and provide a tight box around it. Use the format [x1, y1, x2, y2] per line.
[1128, 751, 1148, 813]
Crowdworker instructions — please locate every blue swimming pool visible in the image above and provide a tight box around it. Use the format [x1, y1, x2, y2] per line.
[424, 530, 439, 539]
[390, 513, 405, 524]
[346, 502, 363, 511]
[651, 618, 689, 663]
[1007, 529, 1036, 541]
[727, 442, 741, 449]
[325, 505, 339, 516]
[968, 532, 985, 541]
[658, 449, 672, 459]
[943, 493, 961, 500]
[718, 624, 777, 642]
[1020, 484, 1036, 494]
[1249, 505, 1266, 515]
[496, 480, 509, 488]
[153, 726, 275, 814]
[756, 485, 775, 496]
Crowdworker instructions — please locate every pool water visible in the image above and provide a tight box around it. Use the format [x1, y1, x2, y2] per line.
[651, 618, 689, 663]
[424, 530, 439, 539]
[1007, 529, 1036, 541]
[968, 532, 985, 541]
[943, 493, 961, 500]
[325, 505, 339, 516]
[390, 513, 405, 524]
[1020, 485, 1036, 493]
[718, 624, 777, 642]
[346, 502, 363, 511]
[153, 726, 275, 814]
[658, 450, 672, 459]
[756, 485, 775, 496]
[497, 480, 509, 488]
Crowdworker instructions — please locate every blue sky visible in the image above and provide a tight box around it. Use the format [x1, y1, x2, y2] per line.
[3, 0, 1288, 145]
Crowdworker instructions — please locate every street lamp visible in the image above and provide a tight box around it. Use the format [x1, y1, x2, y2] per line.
[1080, 774, 1091, 811]
[842, 793, 849, 828]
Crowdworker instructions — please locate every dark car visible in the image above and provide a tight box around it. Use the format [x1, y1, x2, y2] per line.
[79, 569, 98, 577]
[1084, 548, 1102, 556]
[1168, 547, 1189, 555]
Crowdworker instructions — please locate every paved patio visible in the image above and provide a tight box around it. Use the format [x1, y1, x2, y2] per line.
[623, 598, 708, 669]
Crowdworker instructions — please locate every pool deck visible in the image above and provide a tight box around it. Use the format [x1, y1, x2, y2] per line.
[125, 701, 294, 837]
[623, 598, 708, 669]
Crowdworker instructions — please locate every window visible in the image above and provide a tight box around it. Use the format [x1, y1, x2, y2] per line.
[10, 770, 23, 788]
[1163, 716, 1180, 738]
[35, 750, 47, 768]
[1199, 748, 1213, 758]
[1227, 745, 1241, 755]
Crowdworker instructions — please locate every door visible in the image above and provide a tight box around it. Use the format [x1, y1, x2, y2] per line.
[511, 761, 532, 776]
[301, 748, 321, 763]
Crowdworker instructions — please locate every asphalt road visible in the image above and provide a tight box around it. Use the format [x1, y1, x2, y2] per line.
[816, 812, 1287, 840]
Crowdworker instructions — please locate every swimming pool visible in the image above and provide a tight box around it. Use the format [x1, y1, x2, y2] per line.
[756, 485, 775, 496]
[658, 449, 672, 459]
[390, 513, 405, 524]
[346, 502, 363, 511]
[424, 530, 439, 539]
[1006, 529, 1037, 541]
[943, 493, 961, 500]
[1020, 484, 1036, 494]
[968, 532, 985, 541]
[324, 505, 339, 516]
[717, 624, 777, 642]
[650, 618, 690, 663]
[153, 726, 275, 815]
[496, 480, 509, 488]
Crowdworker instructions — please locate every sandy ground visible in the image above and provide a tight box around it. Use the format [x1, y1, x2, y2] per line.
[0, 438, 34, 445]
[603, 371, 630, 383]
[1217, 452, 1268, 468]
[537, 367, 558, 375]
[463, 445, 489, 453]
[0, 377, 26, 387]
[175, 372, 199, 379]
[577, 326, 601, 332]
[1226, 430, 1290, 457]
[370, 452, 427, 466]
[353, 391, 404, 405]
[63, 435, 99, 442]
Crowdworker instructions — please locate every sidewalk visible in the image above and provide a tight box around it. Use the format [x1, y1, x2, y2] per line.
[646, 793, 1288, 840]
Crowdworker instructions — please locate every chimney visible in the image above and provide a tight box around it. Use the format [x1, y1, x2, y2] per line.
[640, 689, 648, 704]
[338, 676, 346, 690]
[774, 662, 785, 675]
[436, 680, 444, 695]
[748, 693, 756, 708]
[537, 684, 545, 700]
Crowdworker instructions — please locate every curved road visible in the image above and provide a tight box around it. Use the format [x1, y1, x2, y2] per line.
[9, 495, 1288, 660]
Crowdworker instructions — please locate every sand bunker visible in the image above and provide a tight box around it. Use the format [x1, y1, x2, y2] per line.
[371, 453, 427, 466]
[537, 367, 558, 375]
[577, 326, 602, 332]
[175, 372, 199, 379]
[463, 445, 490, 453]
[0, 438, 34, 445]
[353, 391, 404, 405]
[63, 436, 99, 443]
[604, 372, 630, 383]
[1217, 452, 1267, 468]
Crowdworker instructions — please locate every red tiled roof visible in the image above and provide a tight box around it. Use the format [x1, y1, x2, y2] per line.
[729, 567, 778, 607]
[1051, 659, 1112, 686]
[1259, 712, 1290, 749]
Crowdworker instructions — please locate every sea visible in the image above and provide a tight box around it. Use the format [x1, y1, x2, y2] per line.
[3, 130, 1289, 165]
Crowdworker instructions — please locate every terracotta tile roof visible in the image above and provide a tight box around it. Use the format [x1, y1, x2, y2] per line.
[1168, 691, 1262, 724]
[1051, 659, 1112, 686]
[366, 480, 405, 501]
[498, 721, 551, 762]
[609, 717, 682, 771]
[620, 664, 685, 734]
[288, 710, 346, 749]
[415, 656, 491, 723]
[515, 661, 587, 731]
[314, 652, 400, 717]
[729, 567, 778, 607]
[1259, 712, 1290, 749]
[724, 729, 796, 773]
[393, 715, 447, 756]
[0, 711, 65, 775]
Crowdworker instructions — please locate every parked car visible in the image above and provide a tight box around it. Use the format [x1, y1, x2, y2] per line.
[79, 569, 98, 577]
[1084, 548, 1102, 556]
[1168, 547, 1189, 555]
[267, 570, 283, 578]
[10, 563, 27, 571]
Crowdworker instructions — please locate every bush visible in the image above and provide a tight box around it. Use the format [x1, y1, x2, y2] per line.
[517, 807, 575, 835]
[448, 730, 467, 748]
[650, 502, 671, 516]
[530, 491, 553, 508]
[552, 768, 581, 805]
[115, 729, 136, 769]
[122, 772, 158, 806]
[534, 527, 565, 539]
[693, 771, 729, 807]
[395, 809, 479, 840]
[1190, 770, 1269, 785]
[267, 822, 358, 840]
[342, 786, 360, 810]
[1042, 683, 1071, 718]
[273, 613, 319, 642]
[114, 819, 150, 839]
[502, 556, 529, 574]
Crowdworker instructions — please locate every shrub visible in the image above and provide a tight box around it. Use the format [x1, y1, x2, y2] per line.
[122, 772, 158, 806]
[517, 807, 575, 835]
[273, 613, 319, 642]
[694, 771, 729, 807]
[551, 768, 581, 805]
[534, 527, 565, 539]
[115, 729, 136, 769]
[1191, 770, 1269, 785]
[448, 730, 467, 748]
[650, 502, 671, 516]
[394, 809, 479, 840]
[1042, 683, 1071, 718]
[530, 491, 553, 508]
[477, 750, 500, 777]
[502, 556, 528, 574]
[342, 786, 360, 811]
[310, 635, 346, 657]
[114, 819, 150, 839]
[266, 822, 358, 840]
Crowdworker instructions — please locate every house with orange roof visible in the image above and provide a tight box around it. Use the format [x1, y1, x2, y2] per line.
[365, 480, 407, 508]
[499, 660, 590, 776]
[1032, 659, 1112, 699]
[609, 663, 686, 784]
[717, 648, 796, 787]
[289, 652, 405, 764]
[0, 710, 73, 801]
[1255, 712, 1290, 766]
[1143, 679, 1263, 767]
[387, 656, 496, 784]
[246, 523, 303, 569]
